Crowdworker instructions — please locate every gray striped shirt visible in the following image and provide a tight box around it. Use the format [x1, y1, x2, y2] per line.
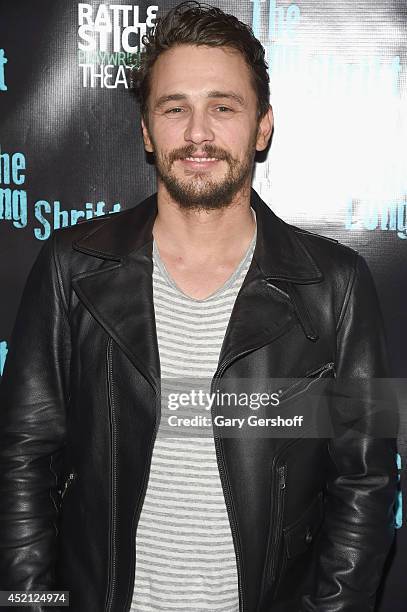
[130, 210, 257, 611]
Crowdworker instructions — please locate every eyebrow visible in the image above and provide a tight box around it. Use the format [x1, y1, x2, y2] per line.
[154, 90, 245, 109]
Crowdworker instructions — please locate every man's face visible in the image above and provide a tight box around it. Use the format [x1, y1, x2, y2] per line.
[141, 44, 273, 210]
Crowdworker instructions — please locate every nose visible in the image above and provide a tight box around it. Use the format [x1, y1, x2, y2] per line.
[184, 109, 215, 145]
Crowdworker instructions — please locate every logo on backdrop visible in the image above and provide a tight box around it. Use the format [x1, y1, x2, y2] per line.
[346, 199, 407, 240]
[0, 340, 7, 376]
[77, 3, 158, 88]
[250, 0, 406, 241]
[0, 48, 7, 91]
[0, 146, 121, 239]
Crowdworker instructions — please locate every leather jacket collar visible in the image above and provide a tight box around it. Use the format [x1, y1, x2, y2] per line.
[71, 189, 324, 394]
[72, 188, 323, 283]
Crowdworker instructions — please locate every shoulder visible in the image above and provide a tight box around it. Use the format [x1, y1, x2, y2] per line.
[43, 209, 138, 292]
[288, 222, 360, 280]
[51, 207, 135, 247]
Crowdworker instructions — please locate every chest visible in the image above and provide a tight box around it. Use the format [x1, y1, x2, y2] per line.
[158, 258, 243, 300]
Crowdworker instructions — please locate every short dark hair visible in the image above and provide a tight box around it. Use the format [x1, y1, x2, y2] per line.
[129, 1, 270, 124]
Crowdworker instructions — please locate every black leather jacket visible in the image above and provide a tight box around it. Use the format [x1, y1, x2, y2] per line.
[0, 189, 398, 612]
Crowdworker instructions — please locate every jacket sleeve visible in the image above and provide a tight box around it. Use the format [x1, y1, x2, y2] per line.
[301, 253, 399, 612]
[0, 231, 70, 597]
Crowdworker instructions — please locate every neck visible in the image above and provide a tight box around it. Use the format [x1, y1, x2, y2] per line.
[152, 182, 256, 265]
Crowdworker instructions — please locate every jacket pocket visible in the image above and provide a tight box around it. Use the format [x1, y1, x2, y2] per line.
[283, 491, 325, 559]
[275, 362, 335, 407]
[268, 491, 325, 601]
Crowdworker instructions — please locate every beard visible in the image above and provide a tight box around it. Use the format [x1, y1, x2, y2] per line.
[152, 138, 257, 211]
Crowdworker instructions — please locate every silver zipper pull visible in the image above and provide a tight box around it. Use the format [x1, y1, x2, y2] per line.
[278, 465, 286, 489]
[61, 472, 76, 498]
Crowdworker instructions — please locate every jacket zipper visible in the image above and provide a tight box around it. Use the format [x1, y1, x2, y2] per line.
[265, 436, 304, 589]
[209, 326, 301, 612]
[106, 339, 118, 612]
[276, 361, 335, 404]
[60, 471, 76, 500]
[211, 353, 255, 612]
[268, 464, 286, 582]
[108, 344, 159, 612]
[211, 376, 245, 612]
[107, 340, 160, 612]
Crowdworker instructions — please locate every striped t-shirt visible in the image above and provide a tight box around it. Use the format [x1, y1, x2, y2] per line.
[130, 210, 257, 611]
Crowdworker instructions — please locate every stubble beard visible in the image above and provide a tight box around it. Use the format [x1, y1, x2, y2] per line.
[153, 139, 257, 212]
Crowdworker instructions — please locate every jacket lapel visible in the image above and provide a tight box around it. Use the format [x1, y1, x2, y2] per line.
[71, 190, 323, 383]
[216, 190, 323, 367]
[71, 195, 160, 391]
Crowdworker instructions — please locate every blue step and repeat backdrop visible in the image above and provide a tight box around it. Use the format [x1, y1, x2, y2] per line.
[0, 1, 406, 609]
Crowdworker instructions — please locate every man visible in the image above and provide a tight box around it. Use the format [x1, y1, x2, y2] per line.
[0, 2, 398, 611]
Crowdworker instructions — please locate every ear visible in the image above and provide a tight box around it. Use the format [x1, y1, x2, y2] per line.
[256, 105, 274, 152]
[141, 117, 154, 153]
